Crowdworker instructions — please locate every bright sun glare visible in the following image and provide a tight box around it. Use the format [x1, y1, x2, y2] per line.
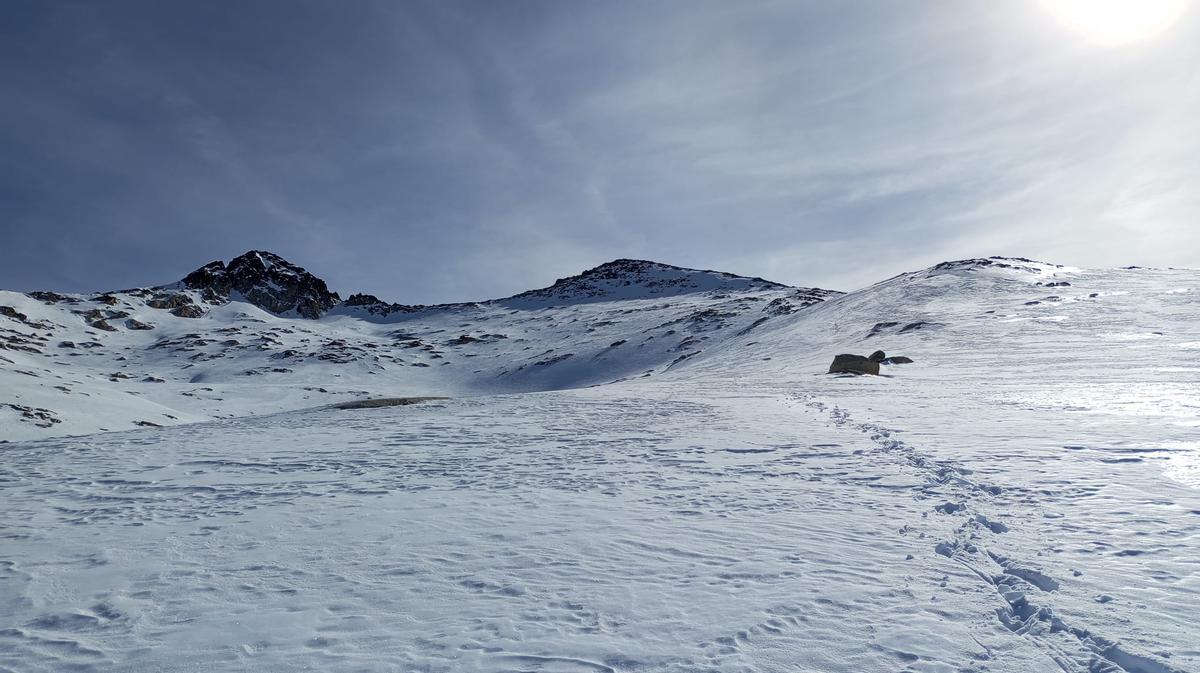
[1042, 0, 1190, 45]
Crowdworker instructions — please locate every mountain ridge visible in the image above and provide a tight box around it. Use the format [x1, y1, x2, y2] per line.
[167, 251, 836, 320]
[3, 251, 842, 439]
[6, 251, 1188, 441]
[177, 250, 341, 319]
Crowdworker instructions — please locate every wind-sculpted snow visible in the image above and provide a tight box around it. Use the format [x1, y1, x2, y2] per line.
[2, 378, 1197, 672]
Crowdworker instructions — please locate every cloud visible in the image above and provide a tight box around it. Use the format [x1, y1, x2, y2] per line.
[1, 0, 1197, 300]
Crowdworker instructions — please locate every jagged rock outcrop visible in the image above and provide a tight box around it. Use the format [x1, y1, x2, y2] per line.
[180, 251, 340, 319]
[0, 306, 28, 322]
[342, 293, 420, 318]
[171, 305, 205, 318]
[146, 293, 205, 318]
[930, 257, 1061, 274]
[344, 293, 384, 307]
[147, 293, 194, 310]
[27, 291, 72, 304]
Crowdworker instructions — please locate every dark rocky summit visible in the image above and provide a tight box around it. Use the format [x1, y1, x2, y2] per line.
[180, 251, 340, 319]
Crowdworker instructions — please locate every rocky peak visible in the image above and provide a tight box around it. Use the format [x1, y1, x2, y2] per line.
[929, 257, 1064, 275]
[503, 259, 791, 306]
[180, 251, 340, 319]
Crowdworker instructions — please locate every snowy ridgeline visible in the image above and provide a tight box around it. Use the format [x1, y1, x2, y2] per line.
[0, 252, 839, 441]
[1, 254, 1199, 673]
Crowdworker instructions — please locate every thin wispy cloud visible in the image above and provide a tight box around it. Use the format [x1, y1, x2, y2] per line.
[1, 0, 1196, 301]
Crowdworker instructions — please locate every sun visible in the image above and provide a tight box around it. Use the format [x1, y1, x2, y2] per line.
[1041, 0, 1191, 45]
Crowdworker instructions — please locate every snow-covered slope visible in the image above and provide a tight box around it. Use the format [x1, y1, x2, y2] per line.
[0, 253, 838, 440]
[2, 254, 1198, 673]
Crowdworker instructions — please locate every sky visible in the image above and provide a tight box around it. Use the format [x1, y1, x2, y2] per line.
[1, 0, 1198, 303]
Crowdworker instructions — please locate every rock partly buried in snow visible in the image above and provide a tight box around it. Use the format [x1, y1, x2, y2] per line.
[1, 306, 29, 322]
[828, 354, 880, 375]
[868, 350, 887, 362]
[170, 305, 205, 318]
[145, 293, 205, 318]
[181, 251, 340, 319]
[332, 397, 449, 410]
[147, 292, 196, 310]
[883, 356, 914, 365]
[125, 318, 155, 330]
[2, 402, 61, 427]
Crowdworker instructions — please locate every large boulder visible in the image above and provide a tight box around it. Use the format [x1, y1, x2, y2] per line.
[828, 354, 880, 375]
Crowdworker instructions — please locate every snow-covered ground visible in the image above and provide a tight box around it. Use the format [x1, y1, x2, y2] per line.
[0, 256, 834, 441]
[1, 256, 1198, 672]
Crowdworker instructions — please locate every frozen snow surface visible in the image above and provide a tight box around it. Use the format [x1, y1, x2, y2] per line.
[2, 255, 1199, 672]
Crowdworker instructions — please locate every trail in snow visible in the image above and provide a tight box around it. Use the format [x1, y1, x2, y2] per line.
[796, 394, 1196, 673]
[2, 382, 1197, 672]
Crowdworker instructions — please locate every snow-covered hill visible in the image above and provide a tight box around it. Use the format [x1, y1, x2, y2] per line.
[2, 253, 1198, 673]
[0, 252, 838, 440]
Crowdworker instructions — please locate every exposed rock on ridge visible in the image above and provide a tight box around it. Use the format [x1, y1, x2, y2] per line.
[503, 259, 798, 306]
[181, 251, 340, 319]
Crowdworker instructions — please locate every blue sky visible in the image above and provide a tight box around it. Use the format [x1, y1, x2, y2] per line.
[2, 1, 1197, 303]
